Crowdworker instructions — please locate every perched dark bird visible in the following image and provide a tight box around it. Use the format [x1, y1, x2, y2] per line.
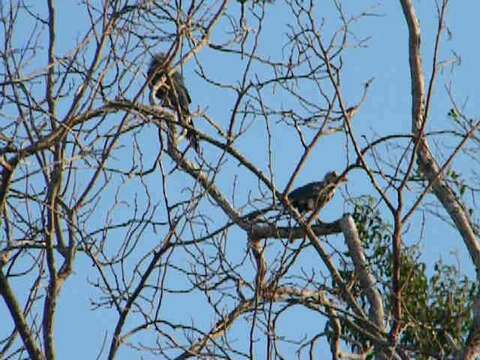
[147, 53, 199, 152]
[288, 171, 347, 213]
[241, 171, 346, 226]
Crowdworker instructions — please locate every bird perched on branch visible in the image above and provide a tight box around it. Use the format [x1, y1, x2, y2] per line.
[147, 53, 199, 152]
[288, 171, 347, 213]
[244, 171, 346, 225]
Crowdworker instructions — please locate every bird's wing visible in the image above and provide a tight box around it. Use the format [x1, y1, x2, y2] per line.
[287, 186, 304, 201]
[170, 71, 199, 152]
[172, 72, 191, 105]
[288, 182, 319, 201]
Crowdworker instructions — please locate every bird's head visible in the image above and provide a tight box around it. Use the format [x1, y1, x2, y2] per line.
[147, 53, 170, 82]
[323, 171, 347, 184]
[150, 53, 169, 69]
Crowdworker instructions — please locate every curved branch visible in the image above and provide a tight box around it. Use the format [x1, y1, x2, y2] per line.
[0, 269, 45, 360]
[399, 1, 480, 358]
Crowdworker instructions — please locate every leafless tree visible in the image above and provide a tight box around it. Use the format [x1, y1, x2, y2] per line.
[1, 0, 479, 359]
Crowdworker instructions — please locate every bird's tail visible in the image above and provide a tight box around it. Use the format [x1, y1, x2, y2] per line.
[181, 112, 200, 154]
[187, 129, 200, 153]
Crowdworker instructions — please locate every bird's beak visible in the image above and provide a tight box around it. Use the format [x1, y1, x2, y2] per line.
[338, 174, 348, 183]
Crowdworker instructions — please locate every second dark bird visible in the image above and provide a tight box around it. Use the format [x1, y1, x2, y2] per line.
[147, 54, 200, 152]
[288, 171, 347, 213]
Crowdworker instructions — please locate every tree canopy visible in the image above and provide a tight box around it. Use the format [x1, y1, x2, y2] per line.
[1, 0, 479, 359]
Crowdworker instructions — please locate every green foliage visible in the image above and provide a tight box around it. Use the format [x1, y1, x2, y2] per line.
[448, 108, 460, 123]
[401, 260, 476, 358]
[338, 197, 476, 358]
[447, 169, 468, 197]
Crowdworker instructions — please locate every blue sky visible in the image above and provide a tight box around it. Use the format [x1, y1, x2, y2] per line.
[2, 0, 479, 358]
